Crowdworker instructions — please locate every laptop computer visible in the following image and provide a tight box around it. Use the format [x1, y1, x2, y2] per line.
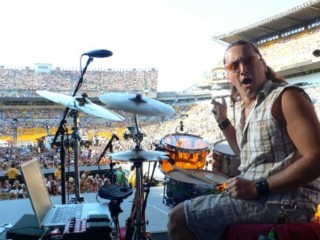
[20, 159, 111, 229]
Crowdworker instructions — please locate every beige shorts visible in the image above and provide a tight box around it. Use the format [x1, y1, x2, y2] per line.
[184, 192, 315, 240]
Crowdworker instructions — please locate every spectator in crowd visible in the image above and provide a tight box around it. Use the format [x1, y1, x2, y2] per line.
[84, 176, 97, 193]
[66, 177, 75, 194]
[6, 162, 19, 186]
[115, 166, 126, 186]
[9, 179, 22, 199]
[11, 179, 20, 191]
[1, 180, 11, 199]
[46, 175, 53, 192]
[50, 180, 59, 195]
[167, 39, 320, 240]
[128, 165, 136, 189]
[18, 183, 27, 198]
[54, 165, 62, 181]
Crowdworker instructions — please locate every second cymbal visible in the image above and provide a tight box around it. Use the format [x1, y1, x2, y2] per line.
[99, 92, 176, 116]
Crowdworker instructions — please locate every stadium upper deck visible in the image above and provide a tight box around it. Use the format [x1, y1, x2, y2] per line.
[212, 0, 320, 44]
[205, 0, 320, 90]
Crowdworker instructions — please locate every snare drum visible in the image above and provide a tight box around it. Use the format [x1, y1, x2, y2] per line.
[163, 169, 228, 208]
[213, 140, 240, 177]
[159, 133, 209, 173]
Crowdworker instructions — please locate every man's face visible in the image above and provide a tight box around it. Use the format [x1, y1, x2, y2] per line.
[224, 44, 267, 101]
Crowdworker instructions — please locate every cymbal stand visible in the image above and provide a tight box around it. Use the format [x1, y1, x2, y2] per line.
[128, 114, 144, 147]
[142, 161, 157, 218]
[125, 114, 153, 240]
[69, 110, 83, 203]
[59, 122, 68, 204]
[51, 56, 93, 204]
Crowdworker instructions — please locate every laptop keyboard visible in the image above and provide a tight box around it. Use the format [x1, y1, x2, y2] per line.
[51, 205, 82, 224]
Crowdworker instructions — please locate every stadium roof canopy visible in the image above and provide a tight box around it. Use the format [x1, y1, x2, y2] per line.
[212, 0, 320, 44]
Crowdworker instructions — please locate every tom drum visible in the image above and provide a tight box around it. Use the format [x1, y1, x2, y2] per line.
[159, 133, 209, 173]
[213, 139, 240, 177]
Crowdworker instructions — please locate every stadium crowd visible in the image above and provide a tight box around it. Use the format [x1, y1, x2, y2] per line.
[260, 27, 320, 71]
[0, 67, 158, 98]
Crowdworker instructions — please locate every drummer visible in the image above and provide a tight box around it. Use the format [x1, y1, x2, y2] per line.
[167, 39, 320, 240]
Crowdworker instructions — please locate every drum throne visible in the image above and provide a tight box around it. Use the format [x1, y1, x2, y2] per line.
[221, 222, 320, 239]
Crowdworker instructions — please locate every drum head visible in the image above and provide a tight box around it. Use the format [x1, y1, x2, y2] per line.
[214, 140, 235, 155]
[161, 134, 209, 152]
[167, 169, 228, 185]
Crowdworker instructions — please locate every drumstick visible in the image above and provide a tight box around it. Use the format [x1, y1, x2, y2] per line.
[173, 166, 218, 185]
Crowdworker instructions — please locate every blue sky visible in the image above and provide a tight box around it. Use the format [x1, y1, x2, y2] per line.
[0, 0, 309, 91]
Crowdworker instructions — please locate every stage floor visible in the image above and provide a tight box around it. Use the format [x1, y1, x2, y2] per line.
[0, 186, 170, 240]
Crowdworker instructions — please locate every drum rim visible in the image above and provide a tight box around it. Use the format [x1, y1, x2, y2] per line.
[160, 133, 209, 151]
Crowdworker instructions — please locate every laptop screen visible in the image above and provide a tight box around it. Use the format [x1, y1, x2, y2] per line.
[20, 159, 53, 228]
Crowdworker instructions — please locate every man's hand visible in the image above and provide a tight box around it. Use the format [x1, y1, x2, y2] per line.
[211, 97, 228, 122]
[226, 177, 259, 200]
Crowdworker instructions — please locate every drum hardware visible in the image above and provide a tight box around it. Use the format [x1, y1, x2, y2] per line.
[125, 160, 158, 240]
[97, 179, 134, 240]
[35, 51, 121, 204]
[175, 120, 184, 133]
[108, 115, 169, 163]
[96, 134, 120, 173]
[107, 113, 169, 240]
[36, 90, 125, 204]
[123, 126, 146, 143]
[175, 114, 188, 133]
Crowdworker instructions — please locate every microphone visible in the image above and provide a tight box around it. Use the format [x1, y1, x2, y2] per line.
[313, 49, 320, 57]
[180, 121, 184, 132]
[82, 49, 113, 58]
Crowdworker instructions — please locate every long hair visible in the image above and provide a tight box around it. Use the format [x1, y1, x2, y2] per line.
[224, 40, 286, 103]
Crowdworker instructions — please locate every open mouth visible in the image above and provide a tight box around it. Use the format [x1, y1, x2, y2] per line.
[242, 78, 252, 85]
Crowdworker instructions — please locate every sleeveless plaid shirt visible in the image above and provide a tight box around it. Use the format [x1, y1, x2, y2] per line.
[235, 80, 320, 206]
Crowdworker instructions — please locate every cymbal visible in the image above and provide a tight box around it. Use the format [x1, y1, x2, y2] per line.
[36, 90, 124, 121]
[108, 149, 169, 161]
[99, 92, 176, 116]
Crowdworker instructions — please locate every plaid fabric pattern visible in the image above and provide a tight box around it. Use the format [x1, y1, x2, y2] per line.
[235, 80, 320, 206]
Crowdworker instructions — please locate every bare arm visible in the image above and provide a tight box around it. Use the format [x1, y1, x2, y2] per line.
[220, 125, 239, 157]
[268, 88, 320, 193]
